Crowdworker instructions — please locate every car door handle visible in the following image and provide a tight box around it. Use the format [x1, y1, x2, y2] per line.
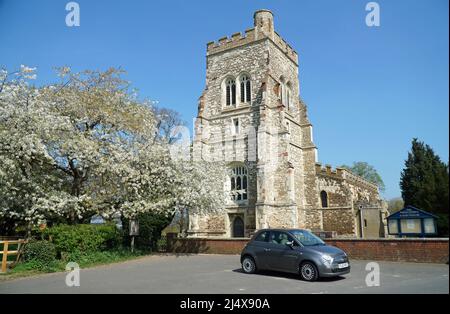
[264, 248, 271, 252]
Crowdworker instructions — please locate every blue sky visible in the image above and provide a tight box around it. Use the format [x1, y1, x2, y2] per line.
[0, 0, 448, 199]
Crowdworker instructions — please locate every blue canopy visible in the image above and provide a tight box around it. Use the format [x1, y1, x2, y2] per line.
[387, 205, 438, 237]
[387, 205, 438, 220]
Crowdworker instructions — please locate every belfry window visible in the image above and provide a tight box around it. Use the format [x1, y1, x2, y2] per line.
[226, 78, 236, 106]
[230, 165, 248, 202]
[240, 75, 251, 103]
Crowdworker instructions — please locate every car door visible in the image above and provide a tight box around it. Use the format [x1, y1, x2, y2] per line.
[249, 231, 271, 270]
[266, 231, 300, 272]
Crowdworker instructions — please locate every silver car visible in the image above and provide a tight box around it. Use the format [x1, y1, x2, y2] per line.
[240, 229, 350, 281]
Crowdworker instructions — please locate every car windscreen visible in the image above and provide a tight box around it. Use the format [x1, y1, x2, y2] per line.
[290, 230, 325, 246]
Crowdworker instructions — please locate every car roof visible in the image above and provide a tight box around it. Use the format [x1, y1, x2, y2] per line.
[256, 228, 308, 232]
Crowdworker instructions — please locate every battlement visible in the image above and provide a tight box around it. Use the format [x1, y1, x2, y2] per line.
[273, 32, 299, 64]
[315, 163, 379, 191]
[315, 163, 345, 179]
[207, 28, 257, 55]
[206, 10, 298, 64]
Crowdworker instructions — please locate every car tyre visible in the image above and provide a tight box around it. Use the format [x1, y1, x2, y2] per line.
[300, 261, 319, 282]
[242, 256, 257, 274]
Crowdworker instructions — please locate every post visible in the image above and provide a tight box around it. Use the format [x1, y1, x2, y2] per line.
[1, 241, 8, 273]
[359, 206, 365, 239]
[129, 219, 139, 253]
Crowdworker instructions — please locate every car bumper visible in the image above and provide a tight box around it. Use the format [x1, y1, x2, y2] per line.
[318, 264, 351, 277]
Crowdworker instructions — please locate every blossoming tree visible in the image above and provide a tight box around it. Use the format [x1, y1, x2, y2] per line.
[0, 66, 225, 235]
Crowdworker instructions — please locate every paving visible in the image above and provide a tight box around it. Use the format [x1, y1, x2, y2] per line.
[0, 254, 448, 294]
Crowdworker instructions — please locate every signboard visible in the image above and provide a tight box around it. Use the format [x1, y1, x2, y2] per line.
[387, 206, 438, 237]
[90, 215, 106, 225]
[129, 219, 139, 236]
[399, 208, 421, 218]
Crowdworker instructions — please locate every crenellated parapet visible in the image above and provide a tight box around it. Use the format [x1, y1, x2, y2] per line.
[315, 163, 379, 192]
[207, 28, 257, 56]
[206, 10, 298, 65]
[342, 170, 379, 193]
[273, 32, 298, 65]
[315, 163, 345, 180]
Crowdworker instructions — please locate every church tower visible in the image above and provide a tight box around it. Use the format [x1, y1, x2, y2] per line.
[191, 10, 322, 237]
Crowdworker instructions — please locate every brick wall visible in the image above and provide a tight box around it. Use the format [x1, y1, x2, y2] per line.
[166, 234, 449, 264]
[326, 238, 449, 264]
[167, 234, 249, 255]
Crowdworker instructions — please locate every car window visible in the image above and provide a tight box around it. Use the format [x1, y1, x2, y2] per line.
[269, 231, 296, 246]
[254, 231, 269, 242]
[291, 230, 325, 246]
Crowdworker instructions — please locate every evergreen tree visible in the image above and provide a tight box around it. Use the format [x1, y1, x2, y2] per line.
[400, 138, 449, 236]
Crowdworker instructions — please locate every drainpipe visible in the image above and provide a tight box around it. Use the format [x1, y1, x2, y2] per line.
[359, 205, 364, 239]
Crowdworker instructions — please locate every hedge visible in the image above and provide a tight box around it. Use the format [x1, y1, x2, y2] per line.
[42, 224, 122, 257]
[23, 240, 57, 270]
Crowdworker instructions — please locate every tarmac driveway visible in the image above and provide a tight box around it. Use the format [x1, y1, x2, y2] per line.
[0, 254, 448, 294]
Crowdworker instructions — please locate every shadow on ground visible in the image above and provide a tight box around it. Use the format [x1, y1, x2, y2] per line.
[232, 268, 346, 282]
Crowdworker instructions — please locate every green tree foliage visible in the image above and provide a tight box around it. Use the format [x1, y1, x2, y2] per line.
[400, 138, 449, 236]
[387, 197, 404, 214]
[340, 162, 385, 192]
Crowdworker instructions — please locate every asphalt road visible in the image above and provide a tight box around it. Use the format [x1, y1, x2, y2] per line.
[0, 254, 448, 294]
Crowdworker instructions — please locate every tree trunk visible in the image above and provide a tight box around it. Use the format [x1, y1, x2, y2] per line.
[26, 221, 33, 240]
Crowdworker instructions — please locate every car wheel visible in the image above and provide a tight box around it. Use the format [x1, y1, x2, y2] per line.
[242, 256, 256, 274]
[300, 262, 319, 282]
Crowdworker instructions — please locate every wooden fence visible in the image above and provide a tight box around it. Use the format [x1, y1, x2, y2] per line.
[0, 239, 27, 273]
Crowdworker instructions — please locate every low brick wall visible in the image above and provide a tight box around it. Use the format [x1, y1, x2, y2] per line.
[326, 238, 449, 264]
[166, 234, 449, 264]
[167, 235, 249, 255]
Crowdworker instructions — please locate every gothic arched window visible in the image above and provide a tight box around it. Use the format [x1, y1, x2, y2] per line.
[240, 75, 251, 103]
[278, 77, 292, 110]
[320, 190, 328, 208]
[230, 165, 248, 202]
[226, 78, 236, 106]
[286, 82, 292, 110]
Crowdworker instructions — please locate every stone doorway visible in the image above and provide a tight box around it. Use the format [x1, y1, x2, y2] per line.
[232, 216, 245, 238]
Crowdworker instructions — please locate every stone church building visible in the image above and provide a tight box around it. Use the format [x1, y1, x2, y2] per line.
[189, 10, 388, 239]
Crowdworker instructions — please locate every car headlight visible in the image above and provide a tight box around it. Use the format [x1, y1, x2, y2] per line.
[321, 254, 334, 267]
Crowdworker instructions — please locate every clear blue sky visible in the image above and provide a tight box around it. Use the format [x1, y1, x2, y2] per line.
[0, 0, 448, 199]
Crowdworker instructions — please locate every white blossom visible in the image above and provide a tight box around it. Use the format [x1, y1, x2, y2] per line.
[0, 66, 224, 232]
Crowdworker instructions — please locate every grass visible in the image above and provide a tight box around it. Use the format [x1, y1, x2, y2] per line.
[0, 248, 149, 281]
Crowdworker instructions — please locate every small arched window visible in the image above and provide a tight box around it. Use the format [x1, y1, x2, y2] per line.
[279, 84, 284, 104]
[320, 191, 328, 208]
[226, 78, 236, 106]
[278, 77, 292, 110]
[230, 165, 248, 202]
[240, 75, 251, 103]
[286, 83, 292, 110]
